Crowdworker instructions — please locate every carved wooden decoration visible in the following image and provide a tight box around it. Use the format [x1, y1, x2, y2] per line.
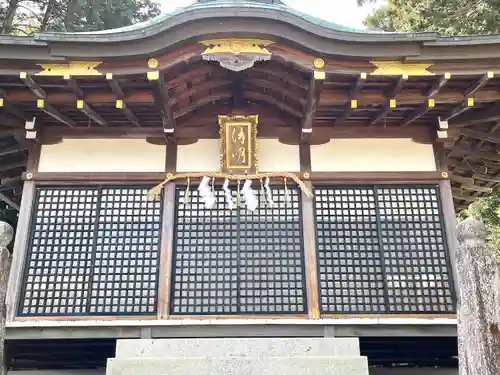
[219, 114, 258, 174]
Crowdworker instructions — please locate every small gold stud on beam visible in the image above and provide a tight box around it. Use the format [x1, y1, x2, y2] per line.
[441, 172, 449, 179]
[488, 71, 495, 79]
[360, 72, 367, 80]
[106, 73, 113, 80]
[63, 73, 70, 80]
[351, 99, 358, 109]
[313, 58, 325, 69]
[402, 74, 409, 80]
[20, 72, 27, 79]
[148, 58, 159, 69]
[428, 98, 435, 108]
[444, 72, 451, 79]
[0, 98, 4, 107]
[314, 71, 325, 80]
[36, 99, 44, 108]
[77, 99, 84, 109]
[389, 99, 396, 108]
[467, 97, 474, 107]
[116, 99, 124, 109]
[147, 71, 159, 80]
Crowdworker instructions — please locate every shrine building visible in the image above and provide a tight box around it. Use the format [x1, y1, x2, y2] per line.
[3, 0, 500, 374]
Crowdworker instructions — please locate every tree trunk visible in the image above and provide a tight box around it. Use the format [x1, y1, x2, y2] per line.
[456, 218, 500, 375]
[2, 0, 19, 34]
[64, 0, 79, 32]
[40, 0, 57, 31]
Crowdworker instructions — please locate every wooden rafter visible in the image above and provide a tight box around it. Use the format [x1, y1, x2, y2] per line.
[335, 73, 366, 126]
[21, 74, 75, 127]
[0, 191, 19, 210]
[106, 74, 140, 127]
[464, 72, 494, 98]
[443, 100, 474, 122]
[0, 175, 22, 189]
[150, 72, 175, 133]
[244, 91, 303, 118]
[460, 128, 500, 145]
[451, 102, 500, 127]
[64, 77, 108, 127]
[453, 145, 500, 162]
[472, 173, 500, 183]
[0, 144, 27, 157]
[370, 76, 407, 125]
[0, 159, 26, 172]
[301, 74, 323, 142]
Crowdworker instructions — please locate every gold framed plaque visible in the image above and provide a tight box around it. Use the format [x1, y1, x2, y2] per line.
[219, 114, 258, 174]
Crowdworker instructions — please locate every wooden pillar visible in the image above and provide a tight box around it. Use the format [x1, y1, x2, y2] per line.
[157, 140, 177, 319]
[300, 142, 320, 319]
[6, 143, 39, 321]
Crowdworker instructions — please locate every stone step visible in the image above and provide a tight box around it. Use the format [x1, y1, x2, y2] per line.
[115, 338, 360, 359]
[106, 357, 369, 375]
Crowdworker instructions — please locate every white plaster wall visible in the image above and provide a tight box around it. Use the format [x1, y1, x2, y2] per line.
[38, 139, 166, 172]
[310, 138, 436, 172]
[176, 139, 300, 172]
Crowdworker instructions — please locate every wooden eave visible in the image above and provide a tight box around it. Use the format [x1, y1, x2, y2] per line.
[1, 4, 500, 210]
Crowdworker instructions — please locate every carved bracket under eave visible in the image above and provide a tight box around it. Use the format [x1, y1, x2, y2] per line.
[200, 39, 273, 72]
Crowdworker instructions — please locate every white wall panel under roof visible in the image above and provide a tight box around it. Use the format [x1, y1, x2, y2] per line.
[176, 138, 300, 173]
[310, 138, 436, 172]
[38, 139, 166, 172]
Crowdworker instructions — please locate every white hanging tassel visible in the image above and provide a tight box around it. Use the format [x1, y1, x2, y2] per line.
[182, 177, 191, 206]
[264, 177, 275, 208]
[284, 177, 291, 206]
[222, 179, 236, 210]
[241, 179, 258, 211]
[197, 176, 216, 209]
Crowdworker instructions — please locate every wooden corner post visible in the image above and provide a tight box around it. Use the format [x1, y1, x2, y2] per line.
[300, 142, 320, 319]
[157, 140, 177, 319]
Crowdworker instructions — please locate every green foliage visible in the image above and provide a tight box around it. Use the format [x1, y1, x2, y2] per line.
[0, 0, 161, 35]
[360, 0, 500, 35]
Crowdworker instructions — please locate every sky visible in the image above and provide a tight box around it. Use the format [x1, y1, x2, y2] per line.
[158, 0, 385, 29]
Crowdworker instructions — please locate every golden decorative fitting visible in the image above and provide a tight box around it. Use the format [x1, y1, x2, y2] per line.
[370, 61, 434, 76]
[314, 71, 326, 80]
[428, 98, 435, 108]
[25, 172, 33, 180]
[106, 73, 113, 80]
[36, 99, 44, 108]
[0, 98, 4, 107]
[360, 72, 367, 80]
[200, 39, 273, 72]
[148, 58, 159, 69]
[36, 61, 103, 76]
[20, 72, 27, 79]
[488, 71, 495, 79]
[77, 100, 84, 109]
[389, 99, 397, 108]
[166, 173, 174, 179]
[313, 58, 325, 69]
[303, 172, 311, 180]
[467, 97, 474, 107]
[147, 71, 159, 81]
[444, 72, 451, 79]
[116, 100, 123, 109]
[351, 99, 358, 109]
[441, 172, 449, 179]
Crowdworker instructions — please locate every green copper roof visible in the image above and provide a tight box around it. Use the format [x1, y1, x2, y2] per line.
[73, 0, 376, 35]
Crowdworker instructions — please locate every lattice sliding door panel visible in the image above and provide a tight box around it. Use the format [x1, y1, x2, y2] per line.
[315, 184, 455, 315]
[19, 186, 161, 317]
[171, 186, 306, 315]
[315, 187, 386, 314]
[377, 186, 454, 313]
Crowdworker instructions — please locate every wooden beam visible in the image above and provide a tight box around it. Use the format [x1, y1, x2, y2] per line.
[459, 184, 492, 193]
[464, 72, 494, 98]
[0, 159, 26, 172]
[472, 173, 500, 183]
[0, 176, 22, 189]
[75, 100, 107, 126]
[401, 103, 430, 126]
[451, 190, 476, 202]
[21, 75, 75, 127]
[65, 78, 84, 98]
[459, 128, 500, 145]
[426, 74, 450, 98]
[443, 100, 474, 122]
[453, 146, 500, 162]
[450, 102, 500, 127]
[301, 75, 322, 141]
[107, 74, 140, 127]
[244, 91, 303, 118]
[449, 174, 474, 186]
[150, 72, 175, 133]
[335, 73, 366, 126]
[0, 144, 27, 157]
[0, 192, 19, 211]
[370, 76, 407, 125]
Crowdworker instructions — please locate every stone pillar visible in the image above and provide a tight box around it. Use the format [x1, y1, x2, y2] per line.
[456, 218, 500, 375]
[0, 222, 13, 375]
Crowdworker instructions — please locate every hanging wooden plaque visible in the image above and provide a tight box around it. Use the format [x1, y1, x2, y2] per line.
[219, 114, 258, 174]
